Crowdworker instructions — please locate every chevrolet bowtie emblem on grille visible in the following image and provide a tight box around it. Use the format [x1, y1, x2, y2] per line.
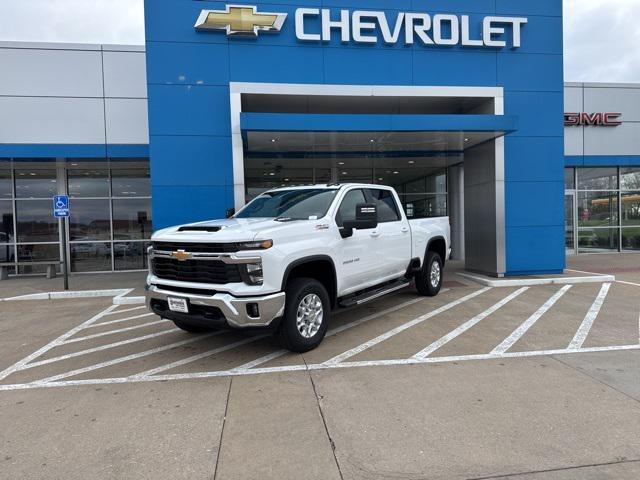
[171, 250, 192, 262]
[194, 5, 287, 37]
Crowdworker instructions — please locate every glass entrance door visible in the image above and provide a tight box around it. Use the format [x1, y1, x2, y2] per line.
[565, 192, 577, 255]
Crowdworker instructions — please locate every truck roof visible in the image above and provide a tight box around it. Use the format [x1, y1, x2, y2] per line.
[267, 183, 391, 192]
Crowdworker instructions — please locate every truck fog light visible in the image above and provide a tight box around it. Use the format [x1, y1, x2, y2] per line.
[245, 262, 263, 285]
[246, 303, 260, 318]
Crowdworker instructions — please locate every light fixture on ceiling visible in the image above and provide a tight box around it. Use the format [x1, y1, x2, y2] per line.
[271, 138, 277, 143]
[370, 139, 375, 143]
[341, 171, 347, 175]
[393, 171, 399, 175]
[269, 172, 275, 176]
[338, 162, 345, 165]
[464, 138, 469, 142]
[284, 178, 290, 181]
[408, 160, 415, 164]
[378, 177, 383, 181]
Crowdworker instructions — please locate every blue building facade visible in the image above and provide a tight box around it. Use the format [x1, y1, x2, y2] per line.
[144, 0, 565, 277]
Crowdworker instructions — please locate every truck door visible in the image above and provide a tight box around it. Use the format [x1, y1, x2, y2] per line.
[365, 188, 412, 279]
[334, 188, 379, 294]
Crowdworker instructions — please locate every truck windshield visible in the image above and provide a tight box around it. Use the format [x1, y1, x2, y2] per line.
[235, 189, 338, 220]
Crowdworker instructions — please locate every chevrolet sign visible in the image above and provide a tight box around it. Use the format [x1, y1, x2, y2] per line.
[195, 5, 528, 48]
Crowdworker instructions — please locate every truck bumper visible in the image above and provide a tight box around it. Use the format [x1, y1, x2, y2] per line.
[145, 284, 286, 329]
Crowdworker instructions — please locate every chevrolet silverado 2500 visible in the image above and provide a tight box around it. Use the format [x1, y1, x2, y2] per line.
[146, 184, 450, 352]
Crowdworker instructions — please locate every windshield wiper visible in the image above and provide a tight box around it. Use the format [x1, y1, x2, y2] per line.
[274, 217, 300, 222]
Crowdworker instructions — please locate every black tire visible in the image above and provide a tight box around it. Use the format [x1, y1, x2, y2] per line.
[276, 277, 331, 353]
[171, 318, 215, 333]
[416, 251, 443, 297]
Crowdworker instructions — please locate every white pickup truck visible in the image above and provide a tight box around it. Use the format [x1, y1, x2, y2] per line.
[146, 184, 450, 352]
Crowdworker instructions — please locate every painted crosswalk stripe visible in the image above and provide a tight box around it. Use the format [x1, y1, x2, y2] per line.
[36, 332, 222, 384]
[323, 287, 491, 366]
[491, 285, 573, 355]
[568, 282, 611, 350]
[233, 296, 427, 371]
[62, 320, 170, 344]
[132, 335, 268, 378]
[86, 312, 155, 328]
[412, 287, 529, 360]
[24, 329, 181, 370]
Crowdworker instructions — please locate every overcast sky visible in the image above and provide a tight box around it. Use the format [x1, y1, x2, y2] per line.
[0, 0, 638, 83]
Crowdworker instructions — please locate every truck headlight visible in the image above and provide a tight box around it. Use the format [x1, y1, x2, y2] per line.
[244, 262, 263, 285]
[238, 240, 273, 250]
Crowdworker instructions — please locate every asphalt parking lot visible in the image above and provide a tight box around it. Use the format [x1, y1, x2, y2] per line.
[1, 256, 639, 479]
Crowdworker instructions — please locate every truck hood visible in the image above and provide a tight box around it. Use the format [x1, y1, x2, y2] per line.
[151, 218, 282, 243]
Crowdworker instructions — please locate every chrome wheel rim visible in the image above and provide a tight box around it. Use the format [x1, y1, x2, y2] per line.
[430, 261, 441, 289]
[296, 293, 323, 339]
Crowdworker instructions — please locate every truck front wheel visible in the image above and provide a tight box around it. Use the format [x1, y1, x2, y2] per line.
[416, 251, 443, 297]
[276, 278, 330, 353]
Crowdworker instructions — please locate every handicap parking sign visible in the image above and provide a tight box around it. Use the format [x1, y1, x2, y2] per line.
[53, 195, 70, 218]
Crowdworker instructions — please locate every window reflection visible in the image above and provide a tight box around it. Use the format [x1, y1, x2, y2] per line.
[577, 192, 618, 228]
[114, 241, 149, 270]
[577, 168, 617, 191]
[112, 198, 152, 239]
[17, 244, 60, 274]
[112, 168, 151, 197]
[70, 242, 112, 272]
[69, 199, 111, 241]
[0, 200, 14, 241]
[578, 228, 619, 253]
[16, 200, 59, 242]
[621, 168, 640, 191]
[0, 167, 11, 198]
[565, 168, 575, 190]
[621, 192, 640, 226]
[68, 168, 109, 197]
[622, 228, 640, 251]
[15, 169, 57, 198]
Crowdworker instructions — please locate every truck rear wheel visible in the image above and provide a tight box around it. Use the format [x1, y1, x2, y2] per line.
[416, 251, 443, 297]
[276, 278, 330, 353]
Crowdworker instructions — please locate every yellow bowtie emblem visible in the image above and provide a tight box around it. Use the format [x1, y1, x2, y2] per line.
[195, 5, 287, 37]
[171, 250, 192, 262]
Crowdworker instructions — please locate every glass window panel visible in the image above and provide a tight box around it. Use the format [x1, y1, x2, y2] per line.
[112, 199, 152, 240]
[578, 228, 619, 253]
[0, 244, 15, 264]
[621, 192, 640, 226]
[400, 193, 447, 219]
[68, 168, 109, 197]
[111, 168, 150, 197]
[367, 189, 401, 223]
[622, 228, 640, 251]
[16, 200, 59, 242]
[69, 199, 111, 241]
[577, 191, 618, 228]
[15, 168, 57, 198]
[577, 167, 617, 190]
[17, 244, 60, 274]
[336, 189, 366, 227]
[0, 165, 11, 198]
[565, 168, 575, 190]
[0, 200, 14, 242]
[70, 242, 112, 272]
[621, 168, 640, 190]
[425, 171, 447, 194]
[114, 241, 149, 270]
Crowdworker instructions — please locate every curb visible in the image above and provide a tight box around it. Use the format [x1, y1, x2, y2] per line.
[457, 272, 616, 287]
[0, 288, 137, 302]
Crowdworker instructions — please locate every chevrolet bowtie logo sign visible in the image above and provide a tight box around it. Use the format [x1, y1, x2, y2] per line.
[171, 250, 192, 262]
[194, 5, 287, 37]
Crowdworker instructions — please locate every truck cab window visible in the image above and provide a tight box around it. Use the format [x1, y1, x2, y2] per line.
[368, 189, 401, 223]
[336, 189, 366, 227]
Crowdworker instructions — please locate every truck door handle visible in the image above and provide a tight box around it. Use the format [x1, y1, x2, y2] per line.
[370, 231, 380, 238]
[401, 227, 409, 233]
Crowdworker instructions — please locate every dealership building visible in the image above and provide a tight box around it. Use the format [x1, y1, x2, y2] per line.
[0, 0, 638, 277]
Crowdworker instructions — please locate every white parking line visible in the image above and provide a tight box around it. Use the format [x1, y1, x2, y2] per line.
[323, 288, 491, 366]
[568, 283, 611, 350]
[0, 304, 118, 382]
[23, 329, 181, 370]
[3, 344, 639, 392]
[133, 335, 268, 378]
[62, 320, 170, 344]
[36, 332, 222, 384]
[491, 285, 573, 355]
[104, 305, 147, 316]
[413, 287, 529, 360]
[86, 312, 155, 328]
[233, 296, 427, 371]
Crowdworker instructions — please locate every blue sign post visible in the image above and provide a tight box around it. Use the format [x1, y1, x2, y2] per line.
[53, 195, 70, 290]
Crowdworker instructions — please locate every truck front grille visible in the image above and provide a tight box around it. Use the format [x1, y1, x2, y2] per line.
[152, 242, 239, 253]
[151, 257, 243, 284]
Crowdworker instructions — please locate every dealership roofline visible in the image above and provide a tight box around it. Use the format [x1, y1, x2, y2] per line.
[0, 40, 144, 52]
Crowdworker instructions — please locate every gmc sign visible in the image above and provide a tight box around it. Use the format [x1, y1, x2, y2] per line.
[564, 112, 622, 127]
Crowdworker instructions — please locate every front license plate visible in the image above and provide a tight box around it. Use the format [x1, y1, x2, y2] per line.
[168, 297, 189, 313]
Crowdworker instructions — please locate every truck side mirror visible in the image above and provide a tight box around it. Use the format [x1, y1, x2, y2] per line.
[341, 203, 378, 238]
[226, 208, 235, 219]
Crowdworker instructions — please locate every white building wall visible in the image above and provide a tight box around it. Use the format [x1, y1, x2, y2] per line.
[0, 42, 148, 146]
[564, 82, 640, 157]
